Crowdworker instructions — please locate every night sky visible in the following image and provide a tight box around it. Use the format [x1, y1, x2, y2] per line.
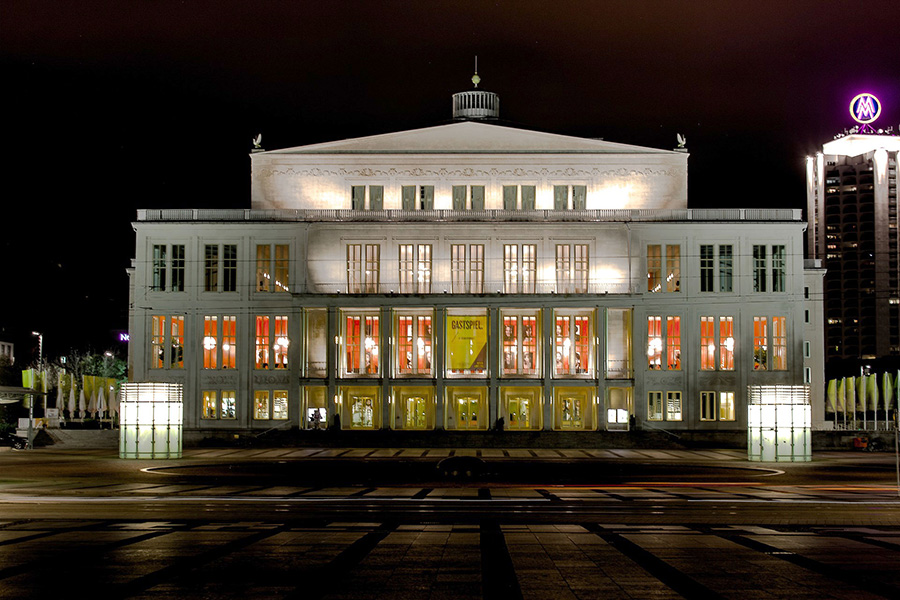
[3, 1, 899, 361]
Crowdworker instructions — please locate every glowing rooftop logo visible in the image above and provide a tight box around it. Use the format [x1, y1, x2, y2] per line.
[850, 93, 881, 124]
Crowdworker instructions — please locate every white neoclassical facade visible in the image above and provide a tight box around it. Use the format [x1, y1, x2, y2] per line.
[128, 85, 822, 437]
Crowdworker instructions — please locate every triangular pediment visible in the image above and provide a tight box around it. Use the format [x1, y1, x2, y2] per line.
[263, 121, 676, 155]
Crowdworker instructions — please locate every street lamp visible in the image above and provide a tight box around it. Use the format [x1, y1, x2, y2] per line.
[27, 331, 43, 450]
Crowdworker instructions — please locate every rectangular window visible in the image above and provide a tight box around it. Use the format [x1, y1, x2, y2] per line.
[273, 316, 289, 369]
[343, 312, 380, 376]
[273, 390, 289, 420]
[395, 312, 433, 376]
[503, 185, 518, 210]
[152, 244, 166, 291]
[203, 316, 218, 369]
[255, 316, 270, 369]
[403, 185, 434, 210]
[753, 316, 768, 370]
[700, 391, 716, 421]
[223, 244, 237, 292]
[521, 185, 536, 210]
[171, 245, 185, 292]
[719, 392, 735, 421]
[151, 315, 165, 369]
[804, 367, 811, 384]
[648, 316, 662, 369]
[256, 244, 289, 292]
[666, 316, 681, 370]
[666, 245, 681, 292]
[351, 185, 383, 210]
[151, 244, 185, 292]
[666, 391, 682, 421]
[719, 317, 734, 370]
[700, 245, 714, 292]
[648, 391, 663, 421]
[554, 311, 592, 376]
[719, 245, 733, 292]
[222, 316, 236, 369]
[170, 316, 184, 369]
[304, 309, 328, 377]
[256, 244, 271, 292]
[772, 245, 786, 292]
[254, 391, 270, 420]
[503, 245, 518, 293]
[399, 244, 414, 293]
[502, 311, 540, 376]
[553, 185, 587, 210]
[753, 245, 767, 292]
[451, 243, 485, 294]
[202, 391, 218, 419]
[772, 316, 787, 370]
[204, 245, 219, 292]
[522, 244, 536, 293]
[399, 244, 433, 293]
[555, 244, 589, 293]
[647, 245, 661, 293]
[347, 244, 380, 293]
[201, 391, 237, 420]
[804, 341, 810, 358]
[700, 316, 715, 371]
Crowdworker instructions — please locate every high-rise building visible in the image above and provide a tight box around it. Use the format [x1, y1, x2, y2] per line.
[128, 77, 821, 438]
[805, 96, 900, 371]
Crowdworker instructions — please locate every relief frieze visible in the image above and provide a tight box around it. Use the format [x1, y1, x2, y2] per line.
[256, 166, 683, 180]
[253, 373, 291, 385]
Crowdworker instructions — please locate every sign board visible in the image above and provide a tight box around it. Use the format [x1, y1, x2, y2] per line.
[446, 315, 488, 371]
[850, 93, 881, 124]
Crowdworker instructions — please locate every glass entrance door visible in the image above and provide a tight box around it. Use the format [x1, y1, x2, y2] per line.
[455, 396, 481, 429]
[560, 395, 585, 429]
[351, 396, 375, 429]
[404, 396, 428, 429]
[607, 387, 633, 431]
[507, 396, 532, 430]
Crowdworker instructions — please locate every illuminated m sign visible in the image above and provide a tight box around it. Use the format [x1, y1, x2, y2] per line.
[850, 93, 881, 124]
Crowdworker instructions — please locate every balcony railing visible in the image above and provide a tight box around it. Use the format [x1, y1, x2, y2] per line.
[138, 207, 803, 223]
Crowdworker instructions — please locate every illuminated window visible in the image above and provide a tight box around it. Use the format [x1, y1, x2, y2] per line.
[666, 316, 681, 370]
[503, 244, 537, 293]
[254, 391, 270, 420]
[719, 392, 735, 421]
[202, 391, 218, 419]
[648, 391, 663, 421]
[772, 316, 787, 370]
[753, 245, 767, 292]
[343, 312, 380, 376]
[351, 185, 383, 210]
[647, 316, 662, 369]
[394, 312, 433, 376]
[501, 310, 540, 377]
[719, 317, 734, 370]
[666, 391, 682, 421]
[347, 244, 380, 293]
[151, 244, 184, 292]
[647, 245, 662, 292]
[772, 245, 786, 292]
[700, 317, 715, 371]
[556, 244, 589, 293]
[273, 390, 289, 420]
[647, 315, 680, 370]
[202, 390, 236, 420]
[451, 185, 484, 210]
[340, 386, 380, 429]
[151, 316, 166, 369]
[170, 316, 184, 369]
[666, 245, 680, 292]
[304, 386, 327, 428]
[203, 316, 218, 369]
[404, 185, 435, 210]
[399, 244, 432, 294]
[753, 317, 768, 370]
[273, 316, 289, 369]
[554, 311, 593, 376]
[450, 244, 484, 293]
[256, 244, 289, 292]
[255, 316, 270, 369]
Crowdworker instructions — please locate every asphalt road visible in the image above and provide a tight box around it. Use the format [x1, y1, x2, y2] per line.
[1, 446, 899, 598]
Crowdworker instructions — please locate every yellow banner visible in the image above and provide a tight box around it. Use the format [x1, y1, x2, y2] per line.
[446, 315, 488, 371]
